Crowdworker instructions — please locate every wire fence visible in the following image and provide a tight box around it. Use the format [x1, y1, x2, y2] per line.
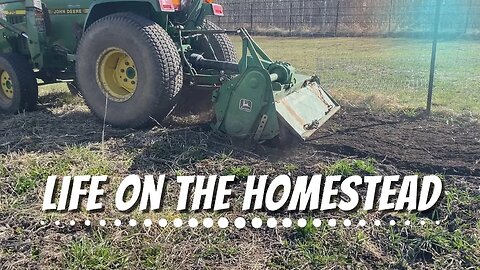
[212, 1, 480, 116]
[214, 0, 480, 37]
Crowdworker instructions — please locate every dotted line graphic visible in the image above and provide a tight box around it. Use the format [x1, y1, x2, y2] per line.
[39, 218, 442, 229]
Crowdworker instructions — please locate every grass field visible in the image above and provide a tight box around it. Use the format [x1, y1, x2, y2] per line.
[232, 36, 480, 116]
[0, 37, 479, 269]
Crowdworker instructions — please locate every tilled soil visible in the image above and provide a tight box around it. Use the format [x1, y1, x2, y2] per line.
[304, 108, 480, 176]
[1, 105, 478, 178]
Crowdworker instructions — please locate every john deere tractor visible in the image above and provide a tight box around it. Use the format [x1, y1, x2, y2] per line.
[0, 0, 339, 142]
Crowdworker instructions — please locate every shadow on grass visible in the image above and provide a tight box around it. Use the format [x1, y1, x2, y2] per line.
[0, 105, 131, 155]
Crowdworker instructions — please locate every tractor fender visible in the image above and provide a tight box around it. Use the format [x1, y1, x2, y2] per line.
[83, 0, 163, 31]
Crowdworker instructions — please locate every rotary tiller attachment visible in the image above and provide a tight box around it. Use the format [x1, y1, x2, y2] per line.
[203, 29, 339, 142]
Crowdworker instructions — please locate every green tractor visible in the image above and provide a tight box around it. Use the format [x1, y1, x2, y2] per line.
[0, 0, 339, 142]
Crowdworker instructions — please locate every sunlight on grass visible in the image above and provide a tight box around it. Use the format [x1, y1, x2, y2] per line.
[232, 36, 480, 115]
[66, 232, 128, 269]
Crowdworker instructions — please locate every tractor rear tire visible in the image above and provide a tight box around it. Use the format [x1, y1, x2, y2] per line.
[0, 53, 38, 114]
[194, 20, 238, 62]
[76, 12, 183, 128]
[175, 20, 237, 118]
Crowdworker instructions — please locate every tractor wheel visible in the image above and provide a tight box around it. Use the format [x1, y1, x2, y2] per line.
[0, 53, 38, 114]
[174, 20, 237, 119]
[194, 20, 238, 62]
[76, 12, 183, 128]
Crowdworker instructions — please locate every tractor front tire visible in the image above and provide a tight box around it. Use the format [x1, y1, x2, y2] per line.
[0, 53, 38, 114]
[76, 12, 183, 128]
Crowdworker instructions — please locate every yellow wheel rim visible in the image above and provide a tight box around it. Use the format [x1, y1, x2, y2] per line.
[97, 48, 138, 101]
[1, 70, 14, 100]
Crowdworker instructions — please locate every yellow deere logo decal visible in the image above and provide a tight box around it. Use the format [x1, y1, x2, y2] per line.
[4, 10, 27, 15]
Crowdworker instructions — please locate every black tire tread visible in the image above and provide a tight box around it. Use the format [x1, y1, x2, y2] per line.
[200, 20, 237, 62]
[76, 12, 182, 128]
[174, 20, 236, 117]
[0, 53, 37, 113]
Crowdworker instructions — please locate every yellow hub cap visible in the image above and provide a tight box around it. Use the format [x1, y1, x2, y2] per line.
[1, 71, 13, 100]
[98, 48, 138, 101]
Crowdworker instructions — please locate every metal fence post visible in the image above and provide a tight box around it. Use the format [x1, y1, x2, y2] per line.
[388, 0, 393, 34]
[289, 2, 293, 35]
[334, 1, 340, 37]
[465, 0, 473, 34]
[250, 2, 254, 32]
[427, 0, 442, 115]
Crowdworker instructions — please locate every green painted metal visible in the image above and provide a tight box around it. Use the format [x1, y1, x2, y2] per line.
[0, 0, 90, 63]
[84, 0, 164, 31]
[24, 0, 47, 68]
[212, 28, 340, 142]
[213, 66, 280, 141]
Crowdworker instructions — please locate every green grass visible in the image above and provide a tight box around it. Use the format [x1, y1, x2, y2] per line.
[224, 165, 251, 180]
[199, 233, 240, 260]
[232, 36, 480, 115]
[270, 216, 480, 269]
[294, 217, 316, 238]
[140, 245, 169, 269]
[283, 163, 298, 174]
[7, 147, 115, 195]
[325, 158, 377, 176]
[444, 187, 477, 214]
[272, 225, 362, 269]
[65, 232, 128, 269]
